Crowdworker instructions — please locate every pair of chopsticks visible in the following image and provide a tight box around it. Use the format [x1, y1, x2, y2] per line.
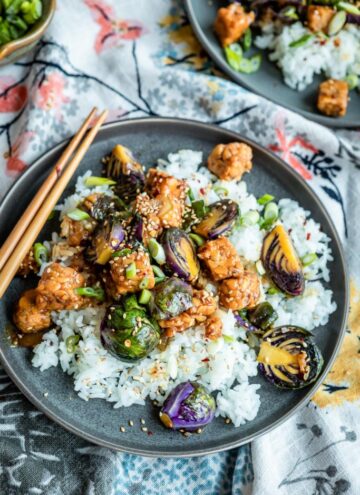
[0, 107, 108, 299]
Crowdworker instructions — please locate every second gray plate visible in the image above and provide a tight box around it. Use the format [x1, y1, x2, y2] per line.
[185, 0, 360, 128]
[0, 118, 348, 457]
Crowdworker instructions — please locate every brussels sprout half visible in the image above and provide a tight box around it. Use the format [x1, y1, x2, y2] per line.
[159, 381, 216, 432]
[257, 326, 324, 389]
[149, 277, 193, 320]
[100, 296, 160, 362]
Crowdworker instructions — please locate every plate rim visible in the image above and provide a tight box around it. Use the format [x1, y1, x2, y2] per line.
[184, 0, 360, 129]
[0, 116, 349, 457]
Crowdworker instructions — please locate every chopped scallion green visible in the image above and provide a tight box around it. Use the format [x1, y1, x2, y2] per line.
[301, 252, 318, 267]
[75, 287, 105, 301]
[112, 248, 132, 258]
[189, 233, 205, 247]
[125, 262, 137, 279]
[152, 265, 165, 279]
[148, 238, 166, 265]
[192, 200, 209, 219]
[257, 194, 274, 205]
[66, 335, 80, 353]
[140, 276, 149, 289]
[223, 335, 235, 343]
[33, 242, 48, 266]
[139, 289, 152, 305]
[240, 210, 260, 226]
[289, 34, 313, 48]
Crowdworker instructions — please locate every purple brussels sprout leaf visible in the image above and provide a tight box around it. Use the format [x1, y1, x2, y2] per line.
[149, 277, 193, 320]
[192, 199, 239, 239]
[162, 228, 200, 282]
[160, 382, 216, 432]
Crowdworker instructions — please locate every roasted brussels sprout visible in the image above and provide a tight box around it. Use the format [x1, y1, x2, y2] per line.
[247, 302, 278, 331]
[100, 295, 160, 362]
[257, 326, 323, 389]
[89, 219, 125, 264]
[162, 228, 200, 282]
[105, 145, 145, 202]
[261, 225, 305, 296]
[159, 382, 216, 431]
[149, 277, 193, 320]
[192, 199, 239, 239]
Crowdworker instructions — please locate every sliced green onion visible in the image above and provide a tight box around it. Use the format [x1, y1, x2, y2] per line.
[33, 243, 49, 266]
[257, 194, 274, 205]
[187, 188, 195, 202]
[255, 260, 266, 276]
[237, 54, 262, 74]
[85, 176, 116, 187]
[224, 43, 243, 71]
[139, 276, 149, 289]
[66, 335, 80, 353]
[328, 10, 346, 36]
[112, 248, 132, 258]
[148, 238, 166, 265]
[345, 74, 359, 91]
[289, 34, 313, 48]
[242, 28, 252, 51]
[189, 233, 205, 247]
[337, 1, 360, 15]
[75, 287, 105, 301]
[67, 208, 90, 221]
[264, 202, 279, 222]
[240, 210, 260, 226]
[213, 185, 229, 196]
[152, 265, 166, 279]
[247, 332, 260, 349]
[268, 287, 281, 295]
[192, 200, 209, 219]
[139, 289, 152, 305]
[223, 335, 235, 343]
[155, 276, 165, 284]
[301, 252, 318, 267]
[125, 262, 137, 279]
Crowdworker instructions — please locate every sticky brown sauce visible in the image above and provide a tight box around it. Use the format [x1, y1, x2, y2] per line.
[6, 324, 46, 348]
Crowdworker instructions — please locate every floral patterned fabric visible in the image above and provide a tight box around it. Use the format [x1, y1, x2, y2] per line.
[0, 1, 359, 494]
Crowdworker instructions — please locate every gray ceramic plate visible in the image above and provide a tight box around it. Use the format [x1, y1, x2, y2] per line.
[184, 0, 360, 128]
[0, 118, 348, 457]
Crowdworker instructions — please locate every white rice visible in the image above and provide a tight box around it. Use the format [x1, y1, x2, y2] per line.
[32, 150, 336, 427]
[255, 22, 360, 91]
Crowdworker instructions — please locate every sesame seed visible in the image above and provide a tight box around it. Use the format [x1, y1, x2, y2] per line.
[120, 426, 126, 432]
[225, 418, 231, 424]
[141, 426, 148, 432]
[140, 418, 146, 425]
[129, 420, 134, 427]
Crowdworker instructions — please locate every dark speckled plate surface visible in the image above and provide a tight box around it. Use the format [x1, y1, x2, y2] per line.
[184, 0, 360, 128]
[0, 118, 348, 457]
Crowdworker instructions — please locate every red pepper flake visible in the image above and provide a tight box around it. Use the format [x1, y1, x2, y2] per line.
[202, 357, 210, 362]
[200, 188, 206, 195]
[147, 430, 153, 436]
[288, 228, 292, 234]
[306, 233, 311, 240]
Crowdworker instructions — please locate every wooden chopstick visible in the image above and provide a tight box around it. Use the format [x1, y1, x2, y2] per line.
[0, 107, 98, 271]
[0, 109, 108, 299]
